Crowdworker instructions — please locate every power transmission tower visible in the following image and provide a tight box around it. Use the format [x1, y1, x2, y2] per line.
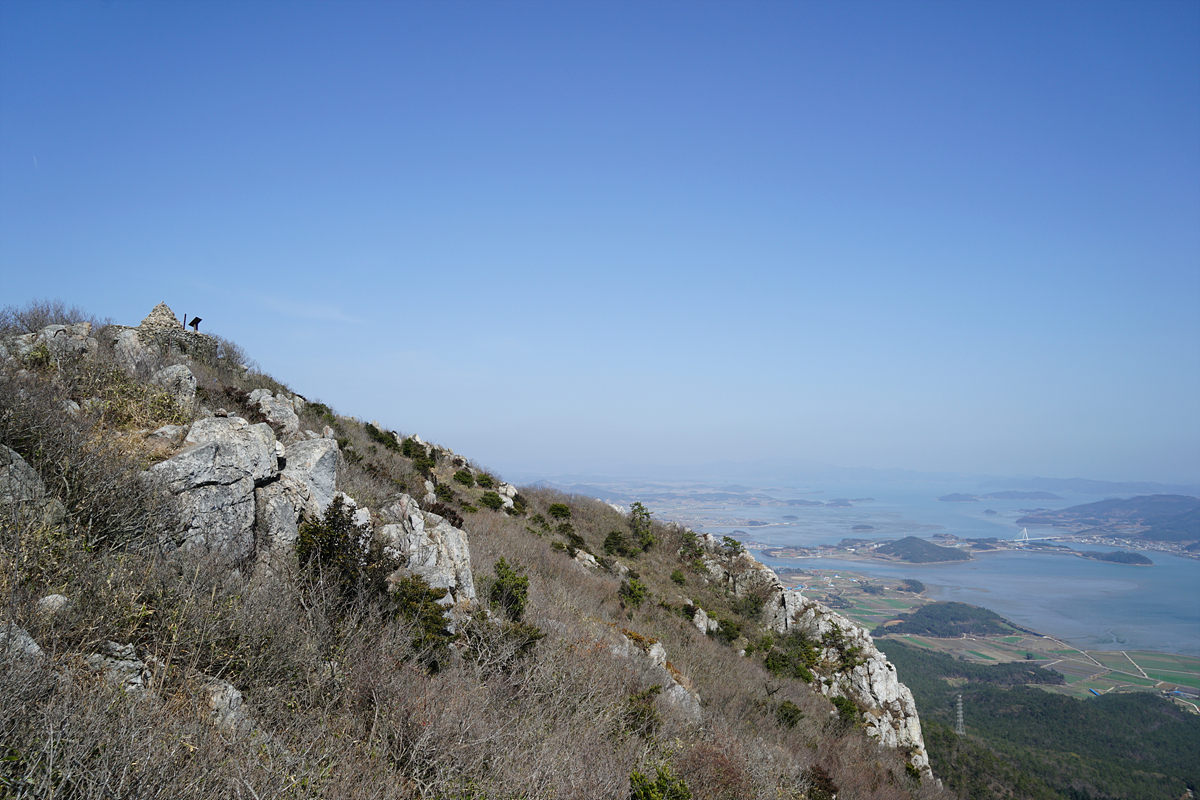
[955, 694, 965, 736]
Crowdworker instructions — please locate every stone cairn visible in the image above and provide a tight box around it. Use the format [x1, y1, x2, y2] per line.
[135, 302, 217, 360]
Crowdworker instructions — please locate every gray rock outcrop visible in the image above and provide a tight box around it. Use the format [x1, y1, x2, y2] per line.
[378, 494, 476, 610]
[1, 444, 46, 505]
[149, 416, 279, 560]
[86, 641, 159, 694]
[0, 623, 44, 663]
[248, 389, 301, 439]
[152, 364, 198, 410]
[149, 416, 341, 567]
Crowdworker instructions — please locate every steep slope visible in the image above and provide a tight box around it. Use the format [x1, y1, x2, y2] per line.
[0, 302, 948, 800]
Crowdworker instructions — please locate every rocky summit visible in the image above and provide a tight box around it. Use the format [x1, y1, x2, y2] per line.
[0, 302, 946, 800]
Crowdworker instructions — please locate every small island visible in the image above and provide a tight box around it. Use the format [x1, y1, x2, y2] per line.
[1078, 550, 1153, 566]
[875, 536, 971, 563]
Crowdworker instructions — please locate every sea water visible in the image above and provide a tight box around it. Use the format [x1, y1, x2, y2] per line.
[691, 481, 1200, 655]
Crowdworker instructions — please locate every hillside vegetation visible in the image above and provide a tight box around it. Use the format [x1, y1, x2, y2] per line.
[879, 641, 1200, 800]
[871, 603, 1016, 638]
[0, 301, 950, 800]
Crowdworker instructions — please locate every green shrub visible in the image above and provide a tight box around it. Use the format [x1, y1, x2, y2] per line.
[670, 569, 686, 585]
[434, 482, 455, 504]
[776, 700, 805, 728]
[453, 469, 475, 487]
[629, 764, 692, 800]
[297, 496, 453, 668]
[479, 491, 503, 510]
[619, 578, 648, 608]
[762, 630, 819, 682]
[831, 695, 859, 727]
[297, 495, 394, 608]
[605, 530, 634, 557]
[364, 422, 400, 452]
[711, 616, 742, 645]
[805, 765, 839, 800]
[623, 685, 663, 739]
[678, 530, 703, 562]
[630, 502, 654, 551]
[489, 558, 529, 621]
[475, 473, 495, 489]
[547, 503, 570, 520]
[721, 535, 744, 554]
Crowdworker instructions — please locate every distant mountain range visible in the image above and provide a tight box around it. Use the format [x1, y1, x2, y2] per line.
[979, 476, 1200, 496]
[938, 491, 1063, 502]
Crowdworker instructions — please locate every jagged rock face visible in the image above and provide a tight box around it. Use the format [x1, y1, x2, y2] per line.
[789, 596, 930, 773]
[152, 364, 198, 410]
[377, 494, 475, 609]
[4, 322, 98, 365]
[149, 417, 341, 566]
[695, 531, 931, 775]
[149, 416, 277, 560]
[248, 389, 301, 439]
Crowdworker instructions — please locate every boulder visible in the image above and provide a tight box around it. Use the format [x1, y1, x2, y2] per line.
[151, 364, 197, 410]
[248, 389, 301, 438]
[201, 676, 249, 731]
[106, 327, 156, 377]
[146, 424, 187, 447]
[148, 417, 279, 560]
[36, 594, 70, 617]
[0, 623, 43, 663]
[86, 641, 156, 693]
[0, 444, 45, 505]
[281, 438, 339, 513]
[378, 494, 476, 609]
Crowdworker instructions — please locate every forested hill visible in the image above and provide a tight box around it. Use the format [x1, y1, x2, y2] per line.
[879, 640, 1200, 800]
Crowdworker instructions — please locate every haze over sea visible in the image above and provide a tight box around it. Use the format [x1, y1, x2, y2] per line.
[677, 480, 1200, 656]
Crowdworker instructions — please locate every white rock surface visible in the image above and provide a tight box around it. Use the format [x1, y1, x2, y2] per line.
[248, 389, 301, 438]
[0, 444, 45, 505]
[149, 417, 279, 560]
[151, 364, 197, 410]
[378, 494, 476, 609]
[0, 623, 43, 662]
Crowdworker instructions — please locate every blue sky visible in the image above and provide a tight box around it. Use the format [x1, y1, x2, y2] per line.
[2, 1, 1197, 484]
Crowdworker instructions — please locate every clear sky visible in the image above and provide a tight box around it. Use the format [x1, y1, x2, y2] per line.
[2, 1, 1197, 484]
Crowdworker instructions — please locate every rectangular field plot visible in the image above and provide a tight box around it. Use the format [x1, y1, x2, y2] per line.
[1145, 671, 1200, 689]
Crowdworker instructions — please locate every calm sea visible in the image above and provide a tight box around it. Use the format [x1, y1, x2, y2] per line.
[689, 480, 1200, 656]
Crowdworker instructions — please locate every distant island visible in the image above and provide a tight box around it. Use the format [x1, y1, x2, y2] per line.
[938, 491, 1063, 502]
[1078, 550, 1154, 566]
[875, 536, 971, 563]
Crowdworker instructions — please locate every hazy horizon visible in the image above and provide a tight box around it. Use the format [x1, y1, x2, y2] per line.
[3, 2, 1197, 485]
